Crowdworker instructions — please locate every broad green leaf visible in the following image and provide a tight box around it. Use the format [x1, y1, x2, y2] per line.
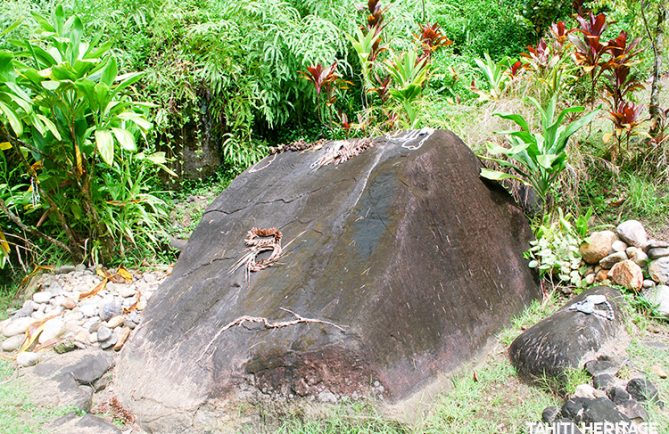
[480, 168, 522, 182]
[31, 12, 55, 32]
[0, 142, 11, 150]
[1, 18, 23, 38]
[100, 56, 117, 86]
[94, 82, 110, 111]
[140, 151, 177, 176]
[95, 129, 114, 165]
[561, 105, 601, 142]
[117, 111, 151, 131]
[536, 154, 559, 169]
[112, 127, 136, 151]
[0, 51, 14, 81]
[0, 100, 22, 136]
[114, 71, 144, 92]
[494, 112, 530, 132]
[5, 92, 32, 113]
[41, 81, 60, 90]
[35, 115, 61, 140]
[486, 142, 510, 155]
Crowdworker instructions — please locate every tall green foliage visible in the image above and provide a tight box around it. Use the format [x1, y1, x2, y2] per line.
[481, 96, 600, 206]
[0, 5, 167, 266]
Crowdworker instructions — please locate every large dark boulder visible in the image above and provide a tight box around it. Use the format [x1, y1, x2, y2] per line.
[510, 286, 627, 381]
[115, 130, 540, 431]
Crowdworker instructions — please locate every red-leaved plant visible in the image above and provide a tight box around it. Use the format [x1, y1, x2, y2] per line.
[569, 12, 609, 100]
[416, 23, 452, 59]
[302, 62, 340, 97]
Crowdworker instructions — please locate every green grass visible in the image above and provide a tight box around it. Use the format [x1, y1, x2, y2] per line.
[0, 360, 84, 433]
[498, 294, 561, 346]
[420, 358, 559, 433]
[626, 338, 669, 432]
[272, 401, 407, 434]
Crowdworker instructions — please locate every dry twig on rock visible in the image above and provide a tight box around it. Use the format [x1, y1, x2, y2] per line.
[197, 308, 346, 363]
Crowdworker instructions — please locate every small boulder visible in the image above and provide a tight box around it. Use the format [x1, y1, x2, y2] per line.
[542, 406, 561, 424]
[649, 257, 669, 284]
[611, 240, 627, 252]
[38, 318, 65, 344]
[33, 291, 54, 304]
[17, 351, 40, 367]
[585, 359, 620, 377]
[562, 397, 629, 425]
[608, 260, 643, 291]
[510, 287, 626, 380]
[580, 231, 618, 264]
[643, 279, 656, 289]
[595, 269, 609, 282]
[616, 220, 648, 249]
[61, 298, 77, 310]
[626, 378, 659, 402]
[97, 326, 112, 342]
[599, 252, 627, 270]
[100, 335, 117, 350]
[1, 334, 25, 352]
[2, 317, 36, 337]
[648, 239, 669, 249]
[643, 285, 669, 317]
[617, 399, 647, 421]
[607, 386, 631, 404]
[648, 247, 669, 259]
[593, 374, 615, 390]
[626, 247, 648, 267]
[106, 315, 125, 329]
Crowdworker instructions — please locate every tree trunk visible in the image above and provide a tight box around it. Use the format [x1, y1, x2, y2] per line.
[649, 4, 666, 138]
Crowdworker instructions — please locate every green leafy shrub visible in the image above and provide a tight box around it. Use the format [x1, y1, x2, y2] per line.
[526, 209, 589, 286]
[481, 95, 600, 207]
[0, 5, 167, 266]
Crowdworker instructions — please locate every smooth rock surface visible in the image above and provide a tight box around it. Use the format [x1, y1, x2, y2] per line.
[649, 257, 669, 284]
[580, 231, 618, 264]
[626, 247, 648, 267]
[17, 351, 40, 367]
[33, 291, 54, 303]
[2, 317, 36, 337]
[608, 260, 643, 291]
[616, 220, 647, 249]
[114, 130, 541, 432]
[1, 334, 25, 352]
[599, 252, 627, 270]
[648, 247, 669, 259]
[38, 318, 65, 344]
[510, 287, 626, 380]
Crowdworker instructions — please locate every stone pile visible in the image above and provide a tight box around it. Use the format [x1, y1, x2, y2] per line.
[580, 220, 669, 313]
[0, 265, 169, 367]
[541, 358, 662, 430]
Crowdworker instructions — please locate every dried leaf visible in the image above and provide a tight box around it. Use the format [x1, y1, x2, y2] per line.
[19, 315, 57, 353]
[79, 278, 108, 300]
[115, 266, 133, 282]
[0, 228, 9, 254]
[123, 290, 141, 314]
[473, 371, 479, 382]
[95, 267, 108, 279]
[20, 265, 54, 287]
